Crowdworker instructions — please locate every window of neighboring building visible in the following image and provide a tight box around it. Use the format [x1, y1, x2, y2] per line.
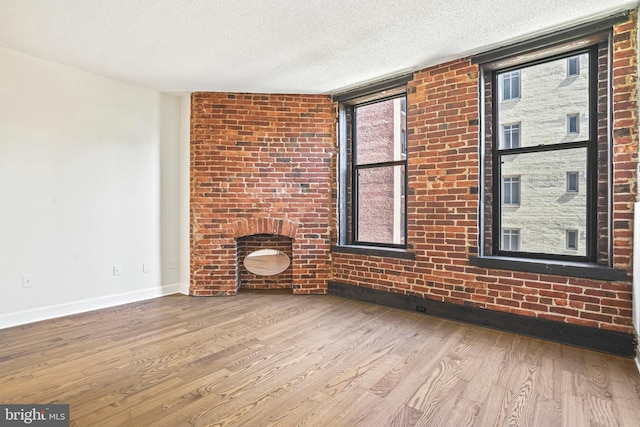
[502, 229, 520, 251]
[335, 77, 409, 248]
[567, 113, 580, 134]
[501, 124, 520, 149]
[567, 171, 579, 192]
[567, 56, 580, 76]
[500, 70, 521, 101]
[502, 176, 521, 205]
[566, 230, 578, 250]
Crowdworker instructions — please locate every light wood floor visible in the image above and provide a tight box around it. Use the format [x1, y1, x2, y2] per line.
[1, 291, 639, 426]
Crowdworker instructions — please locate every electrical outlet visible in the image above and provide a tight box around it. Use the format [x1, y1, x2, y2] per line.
[22, 274, 34, 288]
[143, 263, 150, 273]
[113, 265, 122, 276]
[416, 305, 427, 313]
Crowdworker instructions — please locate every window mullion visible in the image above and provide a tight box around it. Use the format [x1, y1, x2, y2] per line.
[356, 160, 407, 169]
[498, 140, 590, 156]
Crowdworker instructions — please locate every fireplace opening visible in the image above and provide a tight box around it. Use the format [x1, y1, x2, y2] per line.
[244, 249, 291, 276]
[236, 234, 293, 291]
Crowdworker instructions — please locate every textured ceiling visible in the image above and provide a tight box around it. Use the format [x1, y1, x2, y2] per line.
[0, 0, 638, 94]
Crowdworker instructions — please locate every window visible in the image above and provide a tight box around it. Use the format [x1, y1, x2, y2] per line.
[502, 229, 520, 251]
[567, 56, 580, 76]
[501, 124, 520, 149]
[500, 70, 520, 100]
[566, 230, 578, 250]
[502, 176, 520, 205]
[567, 113, 580, 134]
[336, 77, 410, 248]
[566, 171, 579, 192]
[477, 38, 608, 263]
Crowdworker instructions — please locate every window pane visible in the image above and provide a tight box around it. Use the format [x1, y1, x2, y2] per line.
[567, 114, 580, 134]
[355, 97, 406, 165]
[500, 71, 520, 100]
[497, 52, 589, 148]
[502, 176, 520, 205]
[567, 171, 579, 192]
[566, 230, 578, 250]
[501, 124, 520, 149]
[356, 165, 405, 245]
[501, 229, 519, 251]
[568, 56, 580, 76]
[500, 147, 587, 256]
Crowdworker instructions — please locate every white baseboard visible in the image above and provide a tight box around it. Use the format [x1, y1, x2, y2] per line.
[178, 283, 190, 295]
[0, 284, 186, 330]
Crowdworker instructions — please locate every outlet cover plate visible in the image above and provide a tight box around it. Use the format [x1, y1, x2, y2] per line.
[22, 274, 34, 288]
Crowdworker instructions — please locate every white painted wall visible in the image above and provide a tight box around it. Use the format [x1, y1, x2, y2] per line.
[0, 47, 184, 328]
[179, 95, 191, 295]
[160, 92, 191, 293]
[160, 94, 181, 287]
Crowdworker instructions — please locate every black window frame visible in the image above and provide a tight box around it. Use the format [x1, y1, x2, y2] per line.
[489, 45, 599, 263]
[334, 75, 411, 250]
[351, 95, 408, 248]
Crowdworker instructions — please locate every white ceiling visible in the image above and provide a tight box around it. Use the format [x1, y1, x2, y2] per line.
[1, 0, 638, 95]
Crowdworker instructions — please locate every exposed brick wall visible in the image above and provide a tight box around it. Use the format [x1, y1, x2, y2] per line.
[237, 234, 293, 290]
[330, 13, 638, 334]
[190, 15, 637, 335]
[190, 93, 333, 296]
[611, 16, 638, 271]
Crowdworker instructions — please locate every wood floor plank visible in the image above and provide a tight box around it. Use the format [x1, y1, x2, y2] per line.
[562, 394, 588, 427]
[0, 291, 639, 426]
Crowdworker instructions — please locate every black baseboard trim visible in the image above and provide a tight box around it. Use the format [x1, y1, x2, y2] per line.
[328, 281, 637, 357]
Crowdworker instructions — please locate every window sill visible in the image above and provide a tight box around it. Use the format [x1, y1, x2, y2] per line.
[469, 256, 627, 282]
[331, 245, 416, 260]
